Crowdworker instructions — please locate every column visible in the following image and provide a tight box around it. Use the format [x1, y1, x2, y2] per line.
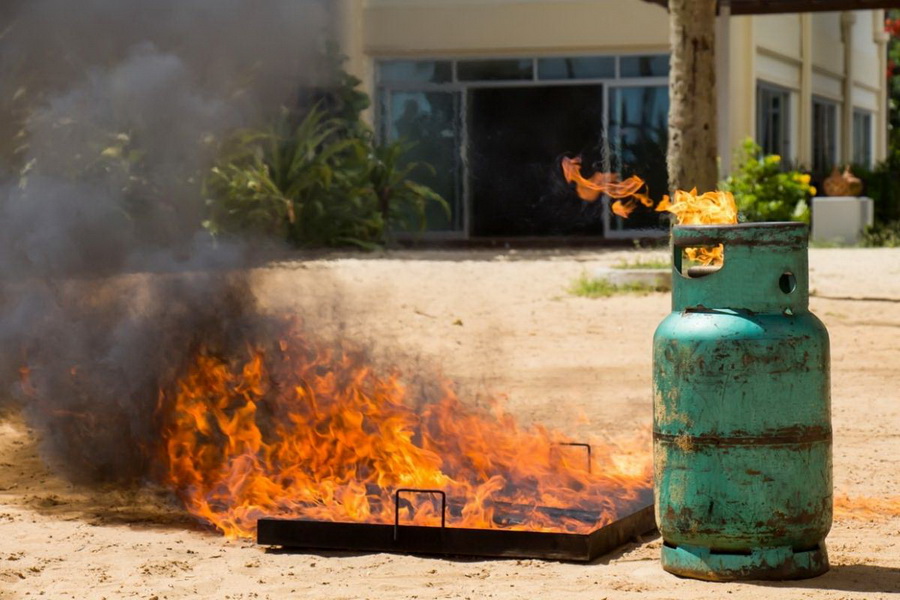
[798, 13, 812, 168]
[840, 11, 856, 165]
[716, 0, 732, 174]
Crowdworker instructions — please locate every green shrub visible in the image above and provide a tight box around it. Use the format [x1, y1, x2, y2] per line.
[720, 139, 815, 223]
[851, 151, 900, 225]
[862, 220, 900, 247]
[204, 58, 446, 249]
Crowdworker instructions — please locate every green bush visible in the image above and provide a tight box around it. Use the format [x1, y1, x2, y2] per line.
[204, 59, 446, 249]
[862, 220, 900, 247]
[720, 139, 814, 223]
[851, 151, 900, 225]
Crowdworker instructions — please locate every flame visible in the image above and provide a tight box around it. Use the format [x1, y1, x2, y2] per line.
[656, 188, 738, 267]
[157, 320, 652, 539]
[560, 156, 652, 219]
[560, 159, 737, 266]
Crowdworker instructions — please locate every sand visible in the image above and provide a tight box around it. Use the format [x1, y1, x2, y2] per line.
[1, 246, 899, 599]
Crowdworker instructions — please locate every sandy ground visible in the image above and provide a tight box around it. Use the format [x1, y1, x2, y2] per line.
[2, 247, 900, 599]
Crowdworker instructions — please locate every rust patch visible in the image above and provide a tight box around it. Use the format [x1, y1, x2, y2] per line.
[654, 425, 831, 447]
[675, 434, 694, 452]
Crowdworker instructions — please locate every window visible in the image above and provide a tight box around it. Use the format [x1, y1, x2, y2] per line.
[853, 110, 873, 167]
[537, 56, 615, 80]
[757, 83, 791, 158]
[376, 55, 671, 238]
[812, 98, 838, 175]
[457, 59, 533, 81]
[619, 54, 669, 78]
[608, 85, 669, 232]
[379, 61, 452, 84]
[381, 90, 462, 232]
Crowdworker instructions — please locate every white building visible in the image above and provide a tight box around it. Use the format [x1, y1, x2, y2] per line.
[333, 1, 890, 239]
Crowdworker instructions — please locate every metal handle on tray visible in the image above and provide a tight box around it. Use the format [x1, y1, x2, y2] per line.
[393, 488, 447, 541]
[557, 442, 592, 474]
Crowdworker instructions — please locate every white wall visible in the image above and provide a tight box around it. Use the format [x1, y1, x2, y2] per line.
[363, 0, 669, 56]
[721, 9, 886, 172]
[345, 3, 887, 170]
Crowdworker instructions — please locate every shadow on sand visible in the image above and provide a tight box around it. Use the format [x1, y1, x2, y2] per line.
[748, 563, 900, 594]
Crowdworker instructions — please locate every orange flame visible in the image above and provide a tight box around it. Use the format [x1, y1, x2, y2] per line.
[561, 155, 738, 266]
[157, 320, 652, 539]
[560, 156, 652, 219]
[656, 188, 738, 266]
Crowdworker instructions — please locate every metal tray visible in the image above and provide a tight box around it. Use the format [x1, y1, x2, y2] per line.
[257, 488, 655, 562]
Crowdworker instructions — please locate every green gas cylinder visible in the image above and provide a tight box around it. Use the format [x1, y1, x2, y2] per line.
[653, 223, 831, 581]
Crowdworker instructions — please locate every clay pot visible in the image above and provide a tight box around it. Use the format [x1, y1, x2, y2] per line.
[843, 166, 863, 196]
[822, 166, 863, 197]
[823, 167, 848, 196]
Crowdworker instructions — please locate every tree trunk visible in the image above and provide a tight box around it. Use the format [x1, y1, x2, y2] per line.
[667, 0, 719, 193]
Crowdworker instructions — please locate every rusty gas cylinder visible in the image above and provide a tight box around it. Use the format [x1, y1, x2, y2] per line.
[653, 223, 832, 581]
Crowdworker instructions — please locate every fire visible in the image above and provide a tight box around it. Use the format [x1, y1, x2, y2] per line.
[157, 319, 652, 539]
[656, 188, 738, 266]
[561, 157, 737, 267]
[560, 156, 653, 218]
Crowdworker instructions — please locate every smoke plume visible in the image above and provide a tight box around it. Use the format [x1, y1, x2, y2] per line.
[0, 0, 331, 482]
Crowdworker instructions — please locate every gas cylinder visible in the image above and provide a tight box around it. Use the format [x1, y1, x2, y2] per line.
[653, 223, 831, 581]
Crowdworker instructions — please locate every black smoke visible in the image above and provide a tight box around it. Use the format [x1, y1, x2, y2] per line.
[0, 0, 330, 482]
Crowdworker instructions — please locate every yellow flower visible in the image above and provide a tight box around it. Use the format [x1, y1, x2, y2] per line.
[809, 186, 817, 196]
[767, 154, 781, 164]
[800, 174, 811, 185]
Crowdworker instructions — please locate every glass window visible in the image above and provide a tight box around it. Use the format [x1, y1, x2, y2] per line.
[812, 98, 838, 175]
[375, 53, 674, 238]
[384, 91, 463, 232]
[457, 59, 533, 81]
[537, 56, 615, 80]
[608, 85, 669, 231]
[757, 83, 791, 158]
[619, 55, 669, 78]
[379, 61, 452, 84]
[853, 110, 873, 167]
[468, 84, 606, 236]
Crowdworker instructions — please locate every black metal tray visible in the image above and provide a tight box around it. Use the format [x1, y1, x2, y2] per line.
[257, 489, 655, 562]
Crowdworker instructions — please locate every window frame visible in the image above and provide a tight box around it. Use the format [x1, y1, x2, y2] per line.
[375, 54, 671, 239]
[852, 109, 873, 168]
[811, 96, 839, 175]
[756, 81, 792, 160]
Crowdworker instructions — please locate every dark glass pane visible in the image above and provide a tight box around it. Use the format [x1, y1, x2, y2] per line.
[812, 99, 837, 175]
[387, 91, 462, 232]
[757, 85, 790, 158]
[620, 55, 669, 77]
[756, 89, 767, 152]
[852, 111, 872, 167]
[608, 86, 669, 231]
[468, 84, 607, 236]
[771, 94, 783, 156]
[457, 59, 533, 81]
[379, 61, 452, 84]
[537, 57, 615, 80]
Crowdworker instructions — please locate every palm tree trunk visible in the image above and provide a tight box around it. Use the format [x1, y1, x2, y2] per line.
[667, 0, 719, 193]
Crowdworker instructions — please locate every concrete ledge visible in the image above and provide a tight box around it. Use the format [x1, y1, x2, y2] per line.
[592, 267, 672, 290]
[811, 196, 874, 246]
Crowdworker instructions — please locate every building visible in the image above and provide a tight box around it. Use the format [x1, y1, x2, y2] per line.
[333, 1, 890, 239]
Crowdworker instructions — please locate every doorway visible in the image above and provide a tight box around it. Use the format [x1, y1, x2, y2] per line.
[467, 85, 606, 236]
